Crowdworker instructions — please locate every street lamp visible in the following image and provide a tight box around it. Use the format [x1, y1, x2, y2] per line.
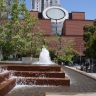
[80, 43, 83, 65]
[91, 58, 94, 74]
[44, 7, 67, 55]
[55, 19, 57, 35]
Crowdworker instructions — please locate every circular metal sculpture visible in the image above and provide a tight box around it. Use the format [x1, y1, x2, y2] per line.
[46, 8, 65, 20]
[43, 6, 69, 22]
[43, 6, 69, 35]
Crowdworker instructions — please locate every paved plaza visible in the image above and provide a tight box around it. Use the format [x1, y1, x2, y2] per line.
[46, 92, 96, 96]
[5, 65, 96, 96]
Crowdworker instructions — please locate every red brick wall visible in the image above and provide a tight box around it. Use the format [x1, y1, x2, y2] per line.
[30, 11, 38, 18]
[62, 36, 85, 55]
[73, 36, 85, 55]
[39, 19, 51, 35]
[63, 20, 93, 35]
[29, 11, 93, 56]
[72, 12, 85, 20]
[44, 36, 85, 56]
[29, 11, 51, 35]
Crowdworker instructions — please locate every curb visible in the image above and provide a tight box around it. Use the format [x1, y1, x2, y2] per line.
[64, 66, 96, 81]
[45, 92, 96, 96]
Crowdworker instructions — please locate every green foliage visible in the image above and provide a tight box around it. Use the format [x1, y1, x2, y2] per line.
[83, 19, 96, 59]
[47, 37, 79, 64]
[49, 48, 57, 60]
[93, 19, 96, 26]
[56, 40, 78, 64]
[0, 0, 45, 59]
[86, 31, 96, 58]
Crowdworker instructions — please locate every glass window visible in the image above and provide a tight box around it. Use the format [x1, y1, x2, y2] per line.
[46, 8, 65, 20]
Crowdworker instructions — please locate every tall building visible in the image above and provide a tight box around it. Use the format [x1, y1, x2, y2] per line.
[30, 0, 94, 61]
[31, 0, 68, 35]
[31, 0, 60, 12]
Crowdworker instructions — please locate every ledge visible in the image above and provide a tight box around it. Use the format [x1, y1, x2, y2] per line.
[64, 66, 96, 80]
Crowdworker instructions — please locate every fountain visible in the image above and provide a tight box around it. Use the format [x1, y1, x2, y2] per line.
[0, 46, 70, 96]
[33, 46, 55, 65]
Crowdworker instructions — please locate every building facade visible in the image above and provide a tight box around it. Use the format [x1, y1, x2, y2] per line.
[30, 11, 93, 57]
[31, 0, 60, 12]
[43, 6, 69, 35]
[30, 0, 94, 62]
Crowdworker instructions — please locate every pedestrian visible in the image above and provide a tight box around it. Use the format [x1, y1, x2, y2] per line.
[80, 63, 84, 71]
[85, 62, 89, 72]
[61, 62, 64, 65]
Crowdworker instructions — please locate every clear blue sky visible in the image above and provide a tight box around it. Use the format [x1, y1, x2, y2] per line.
[25, 0, 96, 20]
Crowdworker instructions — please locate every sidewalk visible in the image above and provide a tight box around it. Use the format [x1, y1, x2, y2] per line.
[46, 92, 96, 96]
[46, 65, 96, 96]
[67, 65, 96, 78]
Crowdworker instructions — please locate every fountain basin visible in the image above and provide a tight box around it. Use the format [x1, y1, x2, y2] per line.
[0, 65, 70, 86]
[14, 70, 65, 78]
[0, 71, 11, 83]
[0, 64, 70, 95]
[17, 77, 70, 86]
[5, 65, 61, 71]
[0, 78, 16, 96]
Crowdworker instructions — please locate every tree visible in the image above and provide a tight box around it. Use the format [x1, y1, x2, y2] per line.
[0, 0, 27, 59]
[0, 0, 12, 59]
[0, 0, 45, 59]
[56, 39, 78, 64]
[85, 31, 96, 58]
[83, 19, 96, 59]
[19, 6, 44, 57]
[47, 36, 79, 64]
[0, 0, 9, 19]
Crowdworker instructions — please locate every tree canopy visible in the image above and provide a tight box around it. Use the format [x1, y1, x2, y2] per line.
[46, 36, 79, 64]
[83, 19, 96, 59]
[0, 0, 44, 60]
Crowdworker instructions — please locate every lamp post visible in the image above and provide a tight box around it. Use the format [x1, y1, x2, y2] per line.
[55, 20, 62, 51]
[45, 7, 65, 56]
[56, 19, 58, 35]
[80, 43, 83, 65]
[91, 58, 94, 74]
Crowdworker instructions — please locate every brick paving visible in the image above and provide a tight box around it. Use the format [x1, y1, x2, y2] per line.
[6, 66, 96, 96]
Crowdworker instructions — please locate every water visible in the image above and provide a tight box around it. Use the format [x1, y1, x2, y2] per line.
[33, 46, 55, 65]
[0, 67, 8, 74]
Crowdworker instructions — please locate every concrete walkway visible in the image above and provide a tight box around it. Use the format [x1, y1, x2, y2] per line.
[46, 92, 96, 96]
[46, 65, 96, 96]
[67, 65, 96, 79]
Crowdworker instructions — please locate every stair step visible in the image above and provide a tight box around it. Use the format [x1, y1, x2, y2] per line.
[0, 65, 70, 87]
[17, 76, 70, 86]
[7, 65, 61, 71]
[14, 71, 65, 78]
[0, 71, 11, 83]
[0, 78, 16, 96]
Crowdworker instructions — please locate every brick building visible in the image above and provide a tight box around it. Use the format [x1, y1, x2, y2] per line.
[31, 10, 93, 57]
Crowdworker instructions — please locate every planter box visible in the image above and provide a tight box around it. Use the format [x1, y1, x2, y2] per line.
[22, 57, 32, 64]
[32, 58, 39, 63]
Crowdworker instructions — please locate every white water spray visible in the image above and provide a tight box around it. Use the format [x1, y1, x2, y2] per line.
[33, 46, 55, 65]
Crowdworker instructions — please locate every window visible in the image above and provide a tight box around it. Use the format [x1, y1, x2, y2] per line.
[50, 2, 52, 6]
[46, 8, 65, 20]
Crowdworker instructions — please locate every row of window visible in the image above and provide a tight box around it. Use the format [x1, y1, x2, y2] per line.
[32, 0, 58, 10]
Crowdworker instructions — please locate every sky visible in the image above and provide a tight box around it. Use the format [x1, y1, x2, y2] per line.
[25, 0, 96, 20]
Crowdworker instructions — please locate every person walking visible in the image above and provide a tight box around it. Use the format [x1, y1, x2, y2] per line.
[81, 63, 84, 71]
[85, 62, 89, 72]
